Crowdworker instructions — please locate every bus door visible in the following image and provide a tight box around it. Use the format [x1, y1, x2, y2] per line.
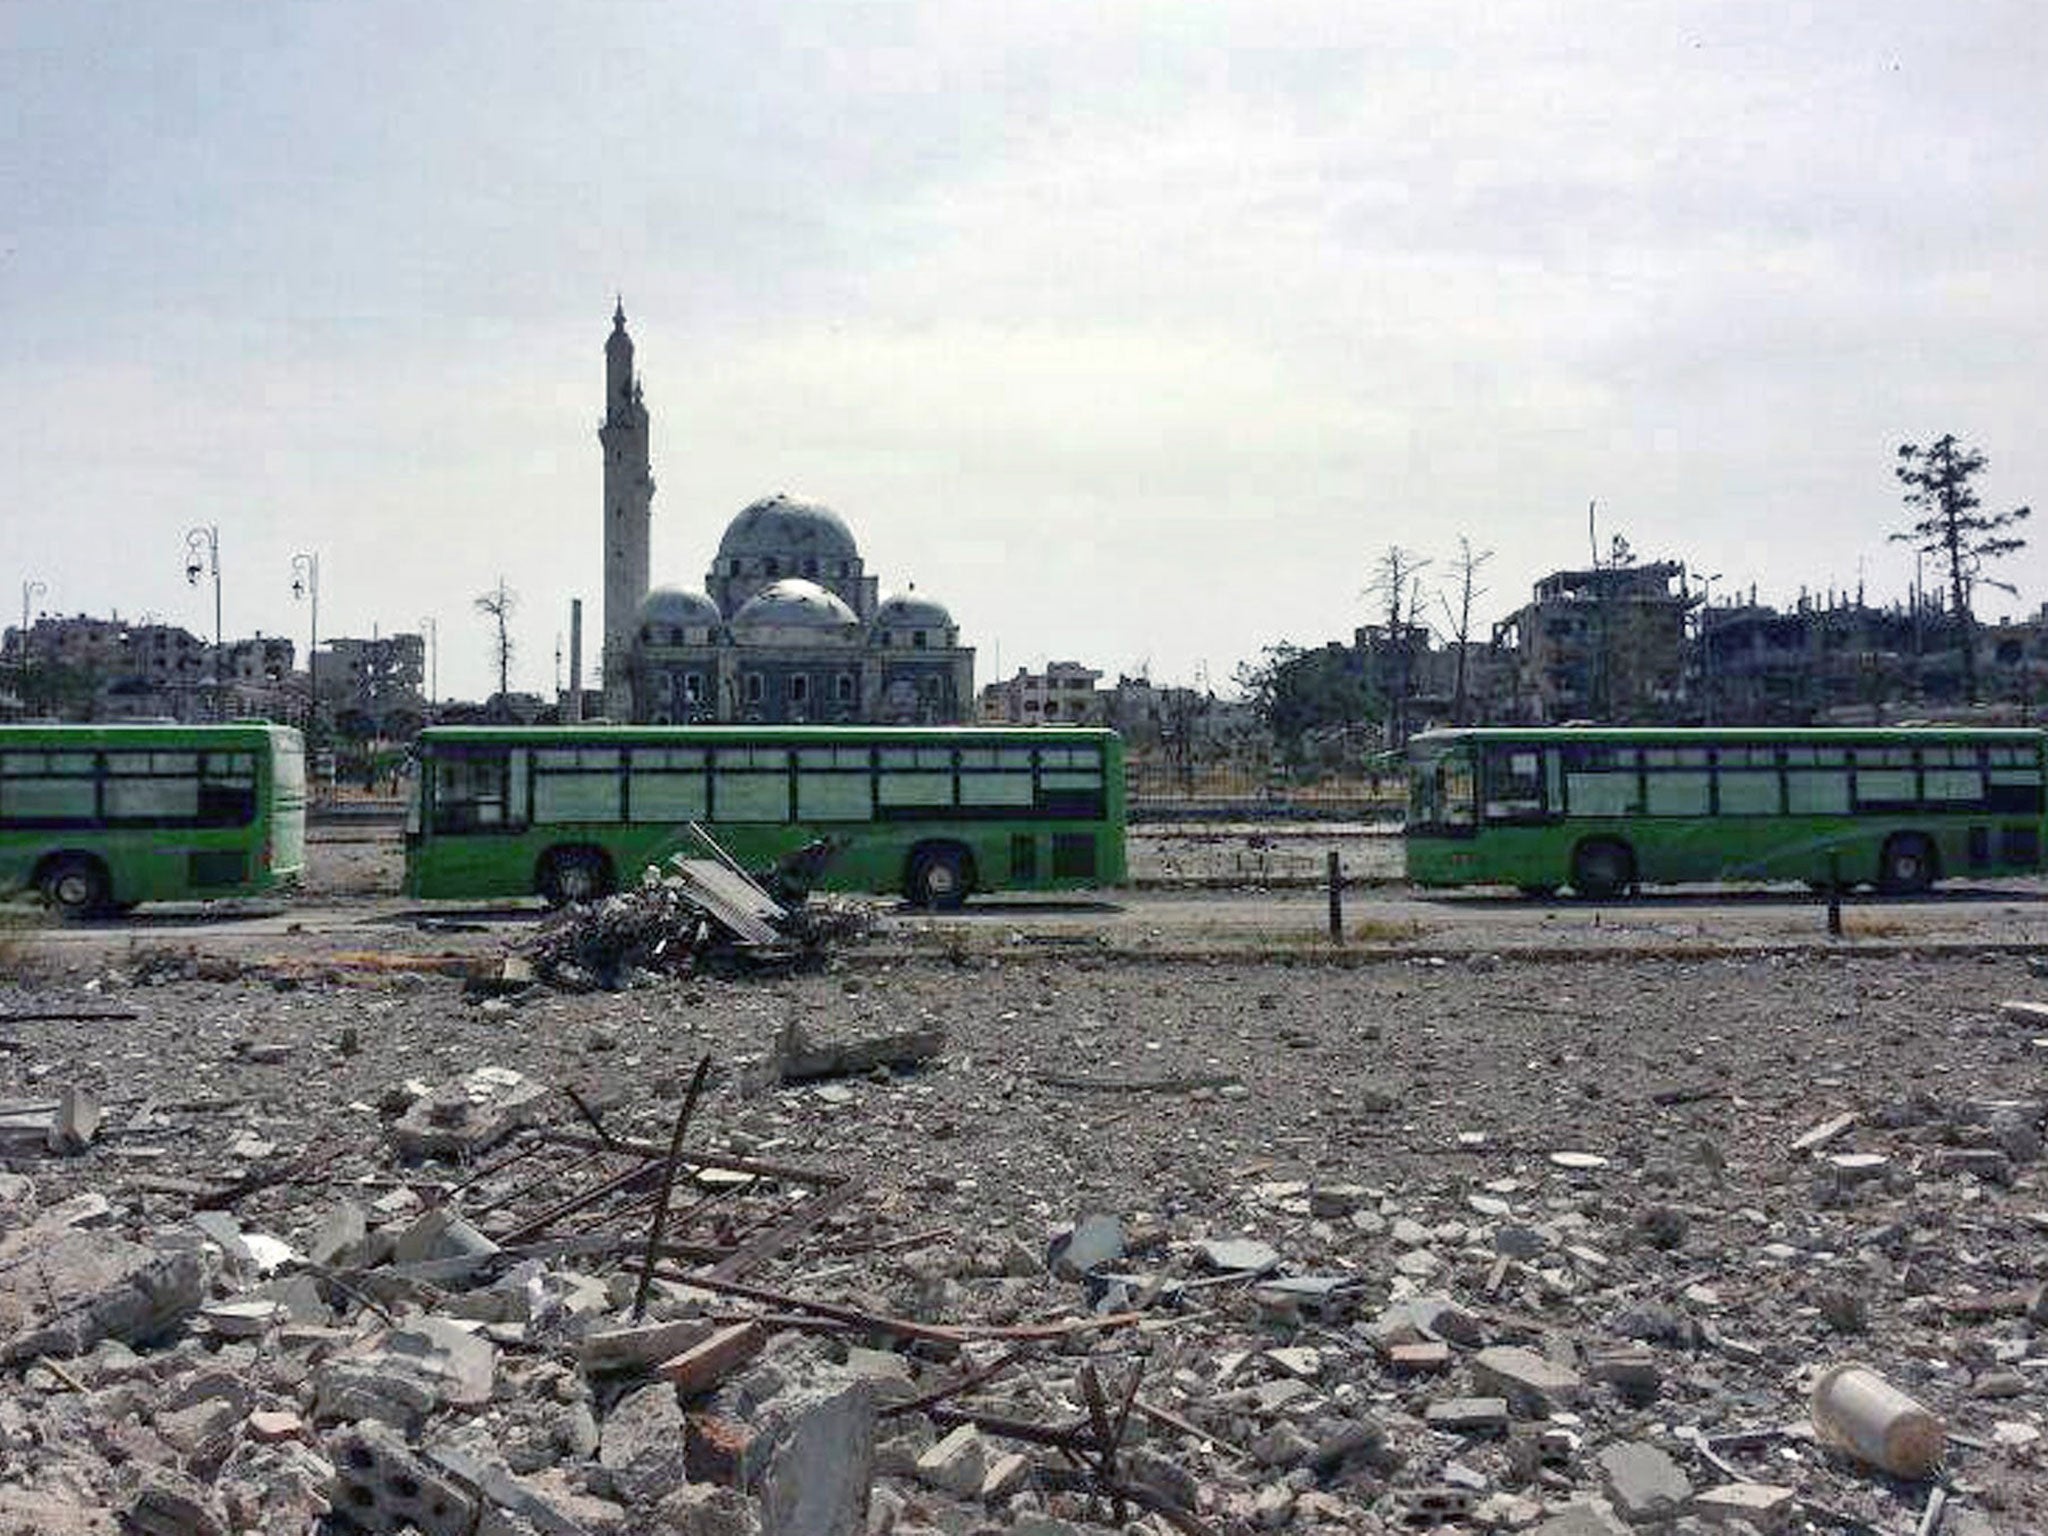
[1411, 744, 1478, 835]
[1482, 743, 1553, 824]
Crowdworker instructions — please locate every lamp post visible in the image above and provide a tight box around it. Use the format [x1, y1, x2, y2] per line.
[291, 552, 320, 736]
[184, 525, 222, 718]
[419, 616, 437, 716]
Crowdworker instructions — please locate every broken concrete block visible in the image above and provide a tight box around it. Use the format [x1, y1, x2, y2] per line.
[386, 1315, 496, 1407]
[757, 1374, 874, 1536]
[1049, 1212, 1125, 1278]
[46, 1084, 100, 1154]
[1690, 1481, 1796, 1533]
[389, 1067, 547, 1160]
[303, 1204, 368, 1277]
[1594, 1439, 1692, 1523]
[659, 1321, 768, 1398]
[1425, 1397, 1510, 1434]
[0, 1233, 209, 1363]
[1195, 1236, 1281, 1273]
[328, 1420, 479, 1536]
[390, 1206, 500, 1267]
[655, 1484, 761, 1536]
[579, 1316, 715, 1374]
[600, 1380, 691, 1506]
[1472, 1345, 1583, 1414]
[776, 1019, 944, 1081]
[915, 1423, 990, 1496]
[123, 1468, 229, 1536]
[154, 1395, 243, 1457]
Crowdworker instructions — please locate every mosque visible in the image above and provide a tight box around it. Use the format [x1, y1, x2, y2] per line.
[598, 304, 975, 726]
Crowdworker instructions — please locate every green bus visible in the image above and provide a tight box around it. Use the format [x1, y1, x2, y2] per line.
[404, 725, 1126, 907]
[0, 723, 308, 916]
[1406, 726, 2047, 897]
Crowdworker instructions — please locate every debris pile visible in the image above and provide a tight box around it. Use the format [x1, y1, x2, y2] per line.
[0, 949, 2045, 1534]
[521, 848, 875, 989]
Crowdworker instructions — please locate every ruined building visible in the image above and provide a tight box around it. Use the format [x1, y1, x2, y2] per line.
[1493, 562, 1691, 723]
[597, 308, 975, 725]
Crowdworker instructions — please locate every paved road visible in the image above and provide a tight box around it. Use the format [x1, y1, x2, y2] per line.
[18, 878, 2048, 965]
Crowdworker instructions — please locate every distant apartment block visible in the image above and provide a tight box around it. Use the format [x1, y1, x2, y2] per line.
[978, 662, 1106, 724]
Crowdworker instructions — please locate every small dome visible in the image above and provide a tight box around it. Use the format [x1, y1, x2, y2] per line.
[875, 591, 955, 631]
[717, 493, 860, 565]
[730, 578, 861, 643]
[636, 587, 721, 632]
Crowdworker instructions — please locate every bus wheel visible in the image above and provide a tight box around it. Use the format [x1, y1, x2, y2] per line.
[40, 855, 110, 919]
[538, 847, 612, 906]
[907, 846, 970, 910]
[1570, 840, 1633, 900]
[1878, 834, 1938, 895]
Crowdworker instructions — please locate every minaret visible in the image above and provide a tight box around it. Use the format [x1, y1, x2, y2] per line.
[599, 299, 654, 720]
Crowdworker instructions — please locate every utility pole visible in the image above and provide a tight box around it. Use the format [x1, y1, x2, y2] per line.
[419, 616, 437, 716]
[184, 525, 222, 718]
[291, 552, 320, 736]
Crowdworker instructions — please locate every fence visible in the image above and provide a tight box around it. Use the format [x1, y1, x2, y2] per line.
[1124, 760, 1404, 821]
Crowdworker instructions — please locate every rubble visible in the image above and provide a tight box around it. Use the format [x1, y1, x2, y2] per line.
[2, 948, 2048, 1534]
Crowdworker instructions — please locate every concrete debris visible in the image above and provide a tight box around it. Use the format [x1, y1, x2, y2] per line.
[520, 842, 873, 990]
[774, 1018, 945, 1082]
[390, 1065, 548, 1160]
[4, 949, 2048, 1535]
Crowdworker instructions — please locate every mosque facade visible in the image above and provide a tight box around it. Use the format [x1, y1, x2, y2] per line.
[598, 308, 975, 725]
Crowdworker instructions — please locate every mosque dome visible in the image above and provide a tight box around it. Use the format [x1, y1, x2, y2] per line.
[729, 579, 862, 645]
[873, 591, 956, 644]
[876, 591, 953, 628]
[635, 587, 721, 645]
[716, 493, 860, 567]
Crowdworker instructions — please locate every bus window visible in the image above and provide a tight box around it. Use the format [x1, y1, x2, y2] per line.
[712, 747, 790, 822]
[533, 747, 622, 822]
[1483, 745, 1547, 822]
[433, 752, 514, 833]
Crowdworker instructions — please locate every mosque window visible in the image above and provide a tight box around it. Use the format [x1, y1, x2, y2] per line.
[836, 673, 855, 702]
[803, 558, 818, 577]
[744, 673, 764, 704]
[789, 675, 810, 704]
[729, 559, 741, 577]
[683, 674, 704, 704]
[913, 631, 928, 649]
[765, 558, 780, 578]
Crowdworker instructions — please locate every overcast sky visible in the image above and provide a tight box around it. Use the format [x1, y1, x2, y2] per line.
[5, 1, 2045, 702]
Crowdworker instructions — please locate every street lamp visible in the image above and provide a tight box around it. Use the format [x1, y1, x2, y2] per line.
[183, 526, 222, 717]
[419, 616, 437, 715]
[291, 552, 320, 735]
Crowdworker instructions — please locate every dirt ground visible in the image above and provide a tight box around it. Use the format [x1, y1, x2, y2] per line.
[3, 917, 2046, 1531]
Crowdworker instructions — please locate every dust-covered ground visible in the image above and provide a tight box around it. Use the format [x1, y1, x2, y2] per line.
[2, 933, 2046, 1533]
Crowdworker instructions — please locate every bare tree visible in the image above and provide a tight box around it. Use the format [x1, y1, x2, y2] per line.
[1437, 537, 1494, 725]
[1891, 434, 2031, 702]
[474, 578, 517, 715]
[1365, 546, 1430, 748]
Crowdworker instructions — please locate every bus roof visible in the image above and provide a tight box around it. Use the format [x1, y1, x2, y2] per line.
[1409, 724, 2045, 749]
[0, 722, 301, 747]
[415, 724, 1121, 746]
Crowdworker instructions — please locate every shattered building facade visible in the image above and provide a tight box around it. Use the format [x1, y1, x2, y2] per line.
[597, 308, 976, 725]
[1492, 562, 1692, 724]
